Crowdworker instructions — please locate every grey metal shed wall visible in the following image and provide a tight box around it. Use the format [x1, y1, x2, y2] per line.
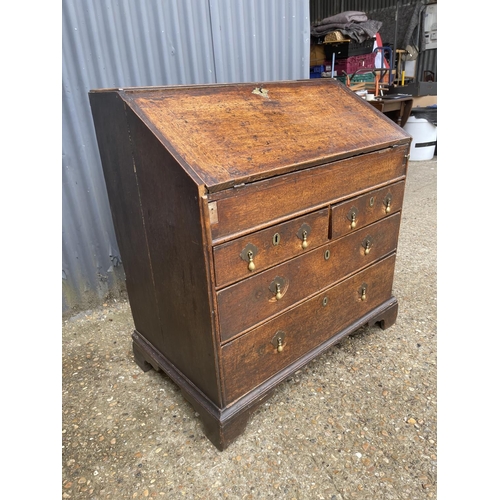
[210, 0, 310, 83]
[62, 0, 310, 314]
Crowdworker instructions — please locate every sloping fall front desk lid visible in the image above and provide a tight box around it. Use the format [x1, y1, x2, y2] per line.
[91, 79, 411, 193]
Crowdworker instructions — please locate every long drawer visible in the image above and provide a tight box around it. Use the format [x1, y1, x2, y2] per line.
[207, 145, 408, 243]
[221, 254, 397, 402]
[217, 212, 401, 342]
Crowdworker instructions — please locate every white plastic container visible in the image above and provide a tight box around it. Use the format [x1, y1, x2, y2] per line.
[403, 115, 437, 161]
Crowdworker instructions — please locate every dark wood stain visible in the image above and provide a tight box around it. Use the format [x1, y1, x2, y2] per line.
[88, 92, 162, 339]
[125, 108, 221, 405]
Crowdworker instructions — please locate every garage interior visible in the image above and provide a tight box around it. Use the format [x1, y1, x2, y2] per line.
[309, 0, 437, 160]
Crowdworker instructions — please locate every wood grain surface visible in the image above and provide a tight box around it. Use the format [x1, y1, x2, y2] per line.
[213, 208, 330, 288]
[217, 213, 401, 342]
[221, 254, 397, 402]
[207, 145, 408, 243]
[121, 80, 411, 191]
[330, 180, 406, 240]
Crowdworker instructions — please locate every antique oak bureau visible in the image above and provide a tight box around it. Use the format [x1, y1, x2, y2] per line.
[89, 80, 411, 450]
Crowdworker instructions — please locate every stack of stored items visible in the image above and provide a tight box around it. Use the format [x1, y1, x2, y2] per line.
[309, 43, 329, 78]
[310, 11, 383, 82]
[311, 11, 382, 43]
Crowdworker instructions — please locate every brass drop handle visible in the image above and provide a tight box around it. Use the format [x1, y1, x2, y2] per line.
[384, 194, 392, 214]
[277, 338, 284, 352]
[247, 250, 255, 271]
[301, 229, 308, 249]
[241, 243, 258, 272]
[298, 223, 312, 250]
[362, 236, 373, 255]
[270, 277, 286, 301]
[350, 212, 357, 229]
[272, 330, 286, 352]
[347, 207, 358, 230]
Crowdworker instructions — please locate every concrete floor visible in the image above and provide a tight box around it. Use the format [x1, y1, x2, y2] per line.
[62, 157, 437, 499]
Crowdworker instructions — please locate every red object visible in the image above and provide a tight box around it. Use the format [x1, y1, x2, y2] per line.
[374, 33, 390, 84]
[335, 52, 377, 75]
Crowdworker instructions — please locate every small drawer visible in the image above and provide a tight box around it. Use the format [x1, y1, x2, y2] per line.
[213, 208, 329, 288]
[217, 212, 401, 342]
[221, 254, 397, 402]
[330, 181, 405, 240]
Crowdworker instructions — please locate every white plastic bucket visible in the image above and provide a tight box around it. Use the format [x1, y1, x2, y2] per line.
[403, 115, 437, 161]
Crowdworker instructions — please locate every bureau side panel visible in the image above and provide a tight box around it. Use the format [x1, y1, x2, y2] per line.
[89, 92, 161, 338]
[125, 110, 221, 406]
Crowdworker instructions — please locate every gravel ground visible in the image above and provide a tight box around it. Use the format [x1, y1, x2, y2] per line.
[62, 158, 437, 499]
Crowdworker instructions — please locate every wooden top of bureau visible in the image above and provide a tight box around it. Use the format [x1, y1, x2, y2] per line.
[91, 79, 410, 192]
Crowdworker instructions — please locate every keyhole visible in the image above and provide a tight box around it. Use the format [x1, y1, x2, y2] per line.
[273, 233, 281, 246]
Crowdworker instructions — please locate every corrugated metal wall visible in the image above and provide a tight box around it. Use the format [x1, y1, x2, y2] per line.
[62, 0, 310, 314]
[210, 0, 310, 83]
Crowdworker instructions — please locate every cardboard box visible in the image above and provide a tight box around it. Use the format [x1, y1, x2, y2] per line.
[411, 96, 437, 108]
[310, 44, 326, 66]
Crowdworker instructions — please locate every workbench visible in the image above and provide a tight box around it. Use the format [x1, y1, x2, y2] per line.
[368, 96, 413, 128]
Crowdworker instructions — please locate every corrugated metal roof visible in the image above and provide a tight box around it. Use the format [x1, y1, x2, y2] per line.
[62, 0, 310, 313]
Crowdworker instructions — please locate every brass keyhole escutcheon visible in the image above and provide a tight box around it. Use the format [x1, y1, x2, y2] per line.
[362, 236, 373, 255]
[369, 197, 375, 207]
[272, 330, 286, 352]
[273, 233, 281, 246]
[241, 243, 258, 272]
[359, 283, 367, 301]
[275, 283, 283, 300]
[322, 296, 328, 307]
[384, 193, 392, 214]
[324, 249, 331, 260]
[297, 223, 311, 250]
